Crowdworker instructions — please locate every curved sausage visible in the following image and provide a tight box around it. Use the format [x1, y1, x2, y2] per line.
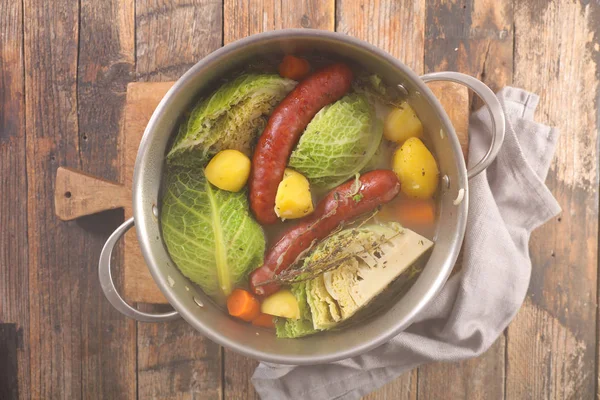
[249, 63, 354, 225]
[250, 170, 400, 296]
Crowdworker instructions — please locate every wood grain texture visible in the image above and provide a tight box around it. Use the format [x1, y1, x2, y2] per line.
[223, 0, 335, 43]
[54, 167, 129, 221]
[427, 82, 469, 160]
[417, 336, 505, 400]
[425, 0, 513, 107]
[24, 0, 138, 397]
[53, 82, 173, 304]
[363, 371, 417, 400]
[0, 324, 19, 400]
[134, 0, 224, 398]
[224, 356, 261, 400]
[336, 1, 425, 398]
[122, 82, 174, 304]
[136, 0, 223, 82]
[138, 318, 223, 399]
[336, 0, 425, 73]
[507, 1, 599, 399]
[23, 0, 84, 397]
[417, 0, 513, 398]
[77, 0, 137, 397]
[0, 0, 29, 398]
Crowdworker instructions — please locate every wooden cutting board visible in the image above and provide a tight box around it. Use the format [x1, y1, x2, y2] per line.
[54, 81, 469, 304]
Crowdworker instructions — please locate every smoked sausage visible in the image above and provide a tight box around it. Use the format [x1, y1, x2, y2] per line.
[250, 170, 400, 296]
[249, 63, 354, 225]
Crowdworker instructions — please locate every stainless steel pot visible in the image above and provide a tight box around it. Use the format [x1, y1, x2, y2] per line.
[99, 29, 505, 364]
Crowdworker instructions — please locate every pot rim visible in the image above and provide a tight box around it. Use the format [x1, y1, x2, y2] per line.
[132, 28, 468, 364]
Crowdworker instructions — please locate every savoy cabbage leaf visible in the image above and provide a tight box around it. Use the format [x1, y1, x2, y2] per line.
[275, 283, 317, 338]
[288, 93, 383, 189]
[160, 169, 266, 301]
[167, 74, 296, 166]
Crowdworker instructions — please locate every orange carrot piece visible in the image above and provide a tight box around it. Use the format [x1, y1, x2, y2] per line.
[278, 55, 311, 80]
[396, 198, 436, 226]
[227, 289, 261, 322]
[251, 313, 275, 328]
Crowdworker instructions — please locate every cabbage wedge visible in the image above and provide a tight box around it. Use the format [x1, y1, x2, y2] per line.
[275, 222, 433, 338]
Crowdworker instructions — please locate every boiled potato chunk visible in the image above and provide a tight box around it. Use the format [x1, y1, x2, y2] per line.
[261, 289, 300, 319]
[384, 103, 423, 144]
[274, 168, 314, 219]
[393, 137, 439, 199]
[205, 149, 251, 192]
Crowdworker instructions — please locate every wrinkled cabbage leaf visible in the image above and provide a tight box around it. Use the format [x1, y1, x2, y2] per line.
[288, 94, 383, 189]
[167, 74, 296, 166]
[275, 283, 317, 338]
[275, 222, 430, 338]
[160, 169, 266, 301]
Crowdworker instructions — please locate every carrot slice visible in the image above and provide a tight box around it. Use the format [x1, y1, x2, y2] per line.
[227, 289, 261, 322]
[278, 55, 311, 80]
[396, 198, 436, 226]
[251, 313, 275, 328]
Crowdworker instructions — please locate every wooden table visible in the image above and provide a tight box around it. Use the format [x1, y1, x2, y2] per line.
[1, 0, 598, 399]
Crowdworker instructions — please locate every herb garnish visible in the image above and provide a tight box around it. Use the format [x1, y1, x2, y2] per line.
[352, 193, 364, 203]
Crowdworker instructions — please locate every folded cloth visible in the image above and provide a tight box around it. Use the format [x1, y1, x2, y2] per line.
[251, 87, 562, 399]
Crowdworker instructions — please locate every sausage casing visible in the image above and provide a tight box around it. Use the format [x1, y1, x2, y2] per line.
[249, 63, 354, 225]
[250, 170, 400, 296]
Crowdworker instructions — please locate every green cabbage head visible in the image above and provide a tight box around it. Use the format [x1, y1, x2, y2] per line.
[288, 93, 383, 189]
[167, 74, 296, 166]
[160, 169, 266, 301]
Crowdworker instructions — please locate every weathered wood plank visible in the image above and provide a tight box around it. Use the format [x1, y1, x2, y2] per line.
[425, 0, 513, 106]
[417, 0, 513, 398]
[363, 371, 417, 400]
[137, 318, 223, 399]
[336, 0, 425, 73]
[0, 0, 29, 397]
[0, 324, 19, 400]
[507, 2, 599, 399]
[23, 0, 84, 397]
[135, 0, 223, 82]
[122, 82, 174, 304]
[54, 167, 129, 221]
[417, 336, 505, 400]
[223, 0, 335, 43]
[223, 355, 260, 400]
[77, 0, 137, 398]
[221, 2, 334, 398]
[135, 0, 224, 398]
[336, 1, 425, 398]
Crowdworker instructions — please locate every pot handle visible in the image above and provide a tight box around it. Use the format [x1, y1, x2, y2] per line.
[99, 217, 180, 322]
[421, 72, 506, 178]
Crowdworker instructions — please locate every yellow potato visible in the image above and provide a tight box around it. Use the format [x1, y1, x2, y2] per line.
[261, 289, 300, 319]
[204, 149, 251, 192]
[393, 137, 439, 199]
[384, 103, 423, 144]
[274, 168, 314, 219]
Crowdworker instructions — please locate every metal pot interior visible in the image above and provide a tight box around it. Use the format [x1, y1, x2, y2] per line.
[133, 29, 468, 364]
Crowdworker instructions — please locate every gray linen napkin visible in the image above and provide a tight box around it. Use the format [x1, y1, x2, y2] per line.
[252, 87, 562, 400]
